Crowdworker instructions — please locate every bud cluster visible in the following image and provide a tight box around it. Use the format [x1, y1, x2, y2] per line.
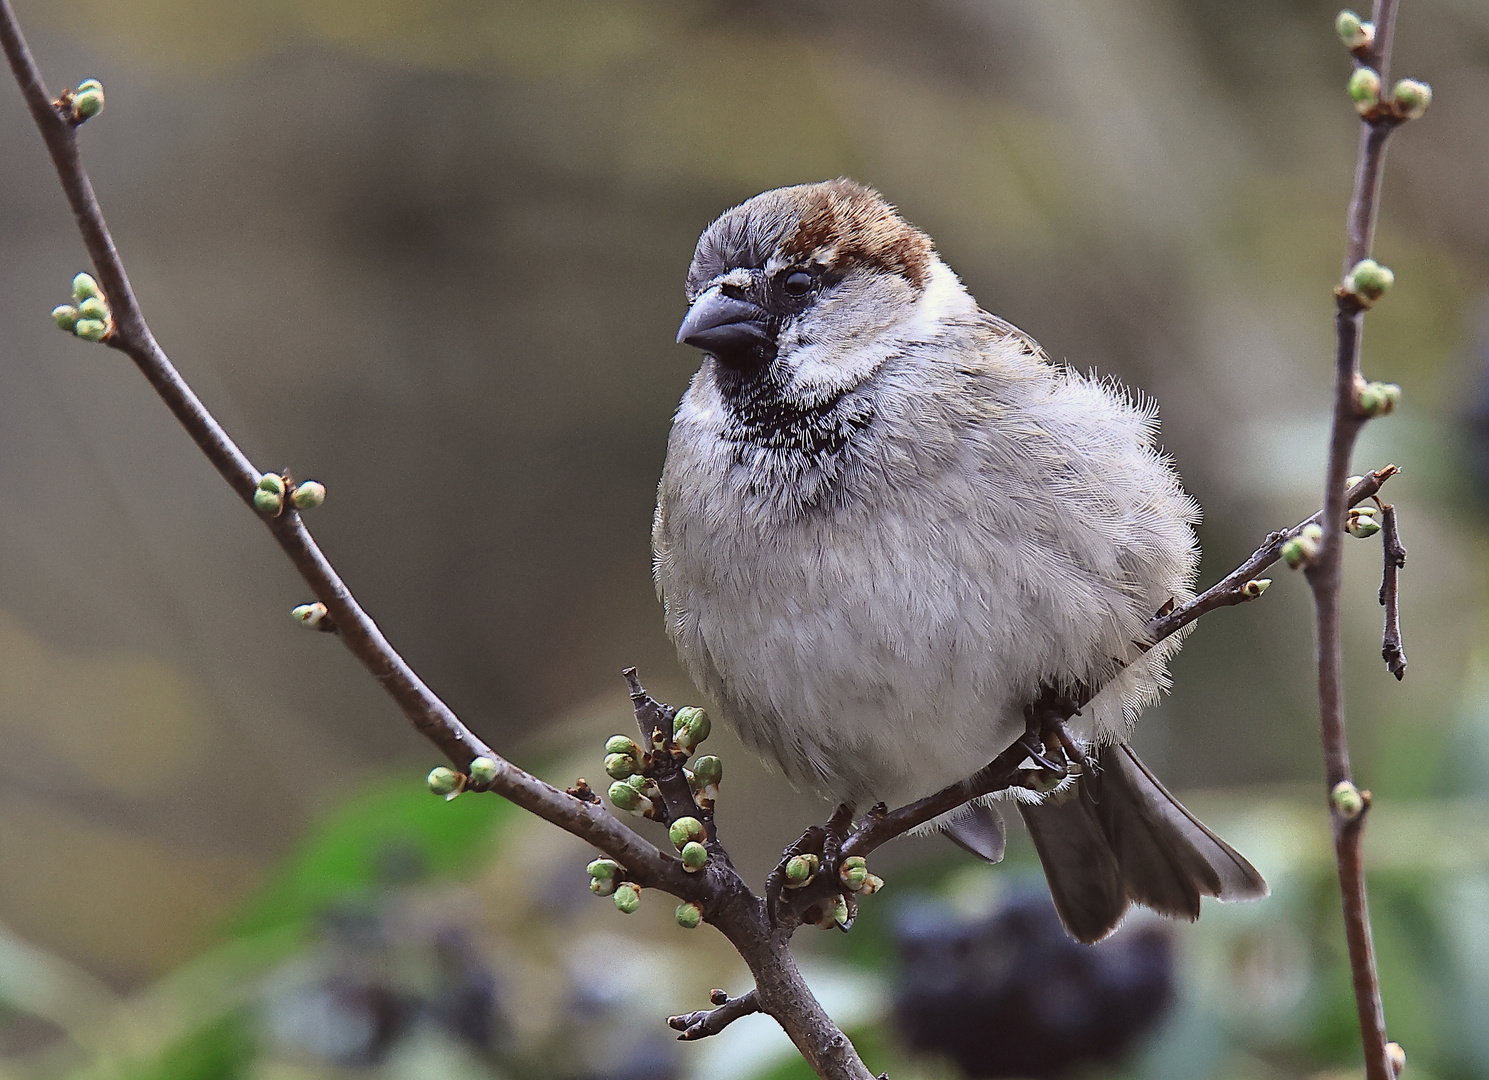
[1282, 523, 1325, 570]
[1334, 10, 1375, 53]
[837, 855, 885, 896]
[1341, 258, 1394, 306]
[52, 273, 113, 342]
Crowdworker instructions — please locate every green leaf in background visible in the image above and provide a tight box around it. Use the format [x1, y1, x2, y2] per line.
[228, 775, 520, 938]
[116, 1012, 257, 1080]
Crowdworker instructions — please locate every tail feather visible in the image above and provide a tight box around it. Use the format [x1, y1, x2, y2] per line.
[1018, 744, 1267, 944]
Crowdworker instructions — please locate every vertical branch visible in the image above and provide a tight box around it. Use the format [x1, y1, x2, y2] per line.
[1304, 3, 1404, 1077]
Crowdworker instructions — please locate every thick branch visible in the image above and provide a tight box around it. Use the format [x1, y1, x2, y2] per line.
[1303, 2, 1404, 1076]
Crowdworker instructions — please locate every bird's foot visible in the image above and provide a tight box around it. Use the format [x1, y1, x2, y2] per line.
[766, 804, 881, 930]
[1018, 685, 1089, 784]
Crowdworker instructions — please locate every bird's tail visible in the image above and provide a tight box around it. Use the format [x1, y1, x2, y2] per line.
[1017, 744, 1268, 944]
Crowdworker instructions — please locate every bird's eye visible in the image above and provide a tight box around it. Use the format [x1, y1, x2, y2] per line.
[782, 270, 814, 297]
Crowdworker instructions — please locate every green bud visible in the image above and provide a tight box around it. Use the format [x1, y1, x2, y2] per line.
[428, 766, 463, 798]
[669, 816, 706, 849]
[608, 780, 644, 811]
[253, 487, 283, 513]
[605, 735, 641, 757]
[1386, 1042, 1406, 1077]
[1241, 578, 1271, 598]
[692, 755, 723, 787]
[291, 480, 326, 510]
[291, 601, 328, 628]
[73, 87, 104, 120]
[676, 902, 703, 929]
[587, 858, 621, 879]
[468, 757, 497, 784]
[1345, 474, 1364, 489]
[1348, 66, 1381, 112]
[257, 473, 286, 496]
[52, 305, 79, 332]
[77, 296, 108, 321]
[681, 841, 709, 872]
[1358, 380, 1401, 417]
[839, 856, 869, 890]
[784, 853, 819, 888]
[1334, 11, 1373, 50]
[72, 273, 101, 301]
[1391, 78, 1431, 120]
[829, 894, 849, 927]
[73, 318, 107, 341]
[589, 876, 616, 896]
[604, 752, 639, 780]
[1347, 513, 1382, 538]
[624, 772, 649, 793]
[673, 706, 711, 751]
[1283, 524, 1323, 569]
[860, 873, 886, 896]
[1346, 258, 1394, 301]
[614, 882, 641, 914]
[1331, 780, 1365, 820]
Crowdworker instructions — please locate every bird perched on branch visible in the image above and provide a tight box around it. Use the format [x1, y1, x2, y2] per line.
[654, 179, 1267, 942]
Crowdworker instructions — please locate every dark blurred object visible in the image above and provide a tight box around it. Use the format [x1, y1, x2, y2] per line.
[892, 889, 1175, 1079]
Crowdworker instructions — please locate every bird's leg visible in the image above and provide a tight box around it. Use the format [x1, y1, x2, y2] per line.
[1017, 701, 1068, 776]
[766, 803, 867, 929]
[1020, 684, 1089, 785]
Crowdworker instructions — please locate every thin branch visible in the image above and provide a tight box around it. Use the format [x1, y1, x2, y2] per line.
[669, 989, 762, 1041]
[1378, 503, 1407, 679]
[1303, 2, 1407, 1076]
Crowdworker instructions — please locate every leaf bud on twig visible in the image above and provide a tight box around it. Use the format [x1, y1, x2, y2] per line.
[72, 272, 101, 302]
[589, 876, 616, 896]
[607, 779, 650, 814]
[1347, 510, 1382, 538]
[1385, 1042, 1406, 1077]
[859, 873, 886, 896]
[1334, 10, 1374, 50]
[1283, 523, 1324, 569]
[1391, 78, 1431, 120]
[291, 480, 326, 510]
[839, 855, 869, 890]
[1344, 258, 1394, 303]
[674, 706, 711, 752]
[73, 318, 107, 341]
[291, 601, 329, 629]
[1347, 67, 1381, 113]
[680, 841, 709, 872]
[669, 816, 706, 850]
[676, 902, 703, 929]
[428, 766, 464, 799]
[468, 756, 497, 785]
[784, 853, 819, 888]
[613, 882, 641, 914]
[72, 80, 104, 120]
[1331, 780, 1365, 820]
[1357, 381, 1401, 417]
[77, 296, 108, 321]
[587, 858, 622, 880]
[604, 752, 640, 779]
[52, 305, 79, 332]
[692, 755, 723, 787]
[253, 487, 283, 513]
[1241, 578, 1271, 599]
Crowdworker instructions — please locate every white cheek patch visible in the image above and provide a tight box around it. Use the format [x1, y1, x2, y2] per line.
[900, 259, 977, 340]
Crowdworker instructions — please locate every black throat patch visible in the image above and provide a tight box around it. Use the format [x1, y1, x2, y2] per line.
[717, 367, 874, 459]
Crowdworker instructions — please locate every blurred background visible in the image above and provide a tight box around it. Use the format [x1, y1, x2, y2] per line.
[0, 1, 1487, 1077]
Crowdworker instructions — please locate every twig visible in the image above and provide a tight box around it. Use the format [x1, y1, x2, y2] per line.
[669, 989, 762, 1041]
[1378, 503, 1407, 679]
[1304, 2, 1408, 1076]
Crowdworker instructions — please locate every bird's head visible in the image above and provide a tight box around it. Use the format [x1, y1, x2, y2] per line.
[677, 180, 969, 397]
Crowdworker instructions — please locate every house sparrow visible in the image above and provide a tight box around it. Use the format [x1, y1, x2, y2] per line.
[653, 179, 1267, 942]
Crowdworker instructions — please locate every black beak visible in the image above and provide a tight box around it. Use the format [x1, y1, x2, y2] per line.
[677, 288, 775, 371]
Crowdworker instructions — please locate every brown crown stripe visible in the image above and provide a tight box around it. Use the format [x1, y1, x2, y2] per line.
[782, 179, 934, 290]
